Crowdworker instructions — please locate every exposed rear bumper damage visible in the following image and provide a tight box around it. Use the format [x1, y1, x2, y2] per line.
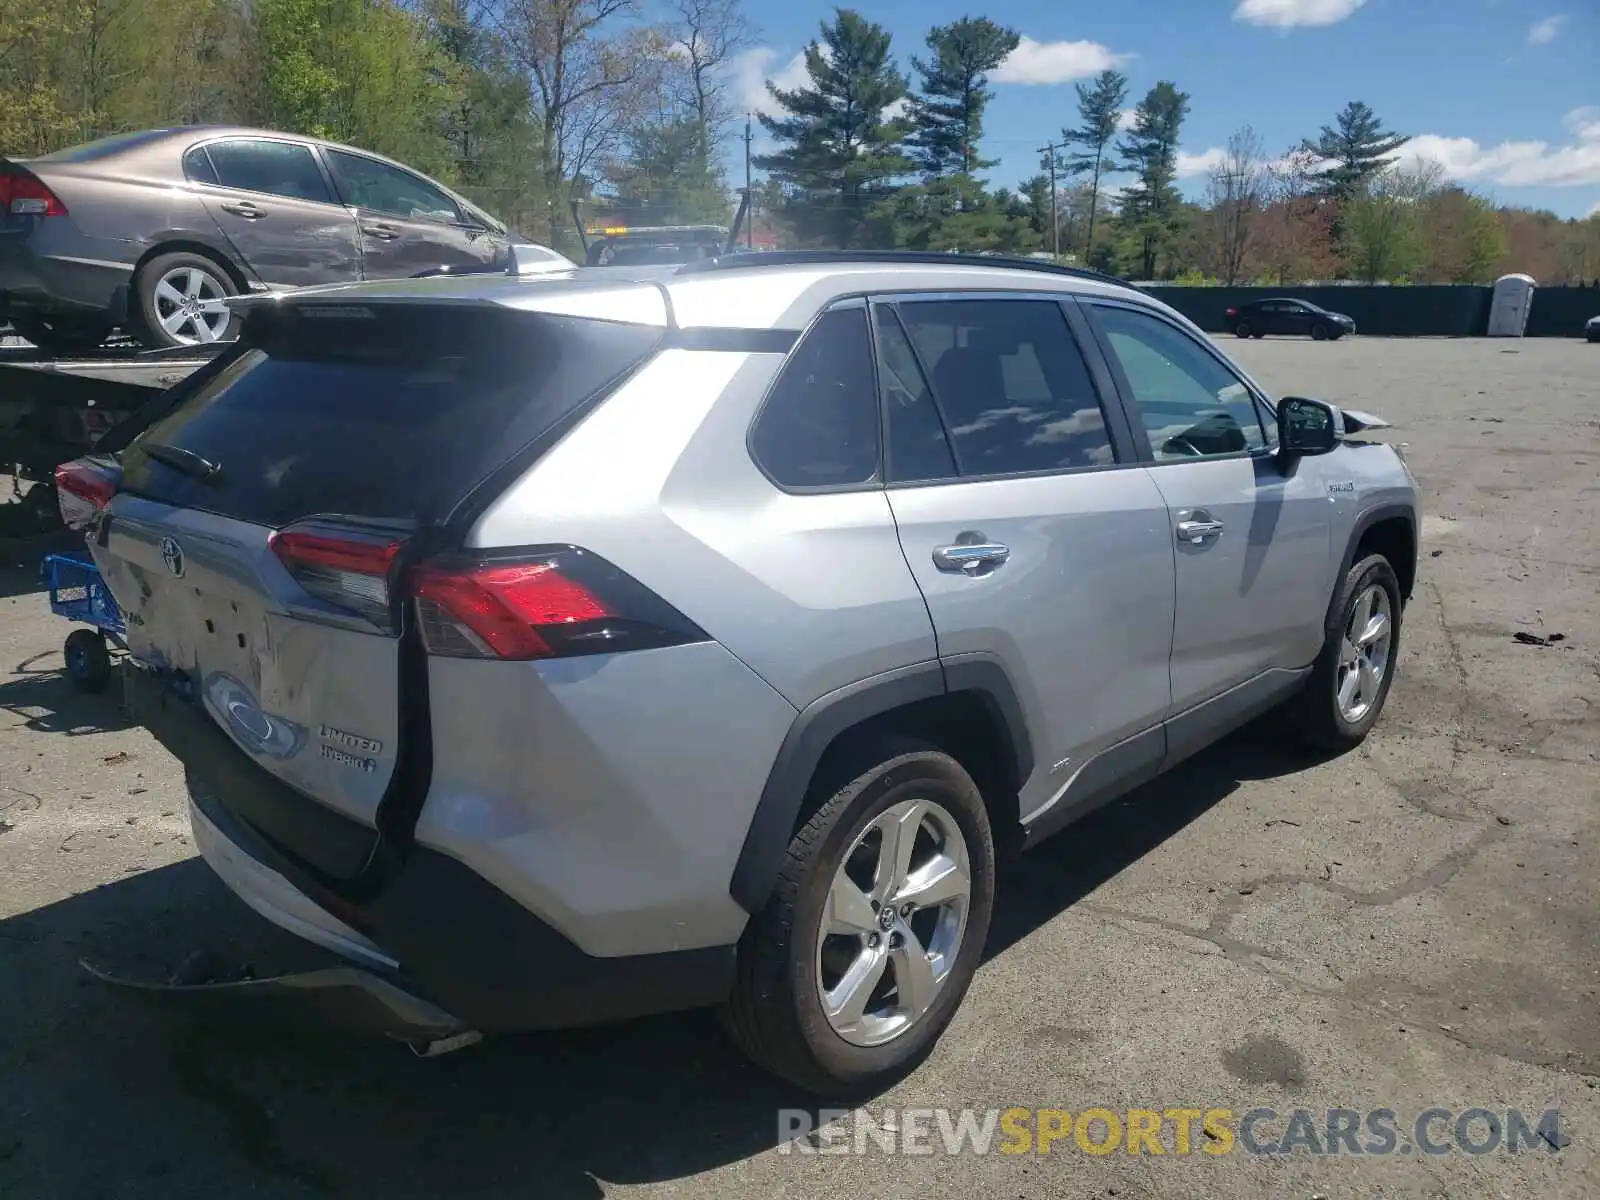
[125, 665, 736, 1035]
[79, 959, 478, 1053]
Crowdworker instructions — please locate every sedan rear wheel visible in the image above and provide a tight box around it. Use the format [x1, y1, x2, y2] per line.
[1234, 321, 1252, 338]
[134, 252, 240, 349]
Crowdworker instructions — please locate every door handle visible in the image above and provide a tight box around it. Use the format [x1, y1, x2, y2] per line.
[1175, 518, 1225, 543]
[362, 223, 399, 240]
[219, 201, 265, 218]
[932, 541, 1010, 573]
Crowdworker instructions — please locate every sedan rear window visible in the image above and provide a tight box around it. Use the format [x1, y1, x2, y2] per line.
[119, 305, 662, 528]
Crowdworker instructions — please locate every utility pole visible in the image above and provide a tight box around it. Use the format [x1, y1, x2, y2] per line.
[744, 115, 755, 250]
[1038, 141, 1061, 260]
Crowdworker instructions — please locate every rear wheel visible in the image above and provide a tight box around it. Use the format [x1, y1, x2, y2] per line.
[723, 739, 995, 1094]
[1234, 321, 1252, 338]
[11, 314, 109, 355]
[64, 628, 112, 693]
[1283, 553, 1401, 750]
[134, 251, 239, 349]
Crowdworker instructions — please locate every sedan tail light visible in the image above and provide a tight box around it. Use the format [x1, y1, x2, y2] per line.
[1225, 307, 1238, 318]
[412, 547, 707, 661]
[54, 458, 120, 529]
[0, 171, 68, 217]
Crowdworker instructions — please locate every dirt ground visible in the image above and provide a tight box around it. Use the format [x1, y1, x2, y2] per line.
[1, 336, 1597, 1199]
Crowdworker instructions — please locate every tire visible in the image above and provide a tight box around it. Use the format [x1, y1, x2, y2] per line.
[1283, 553, 1402, 751]
[134, 251, 240, 349]
[64, 628, 112, 693]
[11, 314, 109, 355]
[722, 737, 996, 1095]
[1311, 323, 1330, 341]
[1234, 321, 1252, 338]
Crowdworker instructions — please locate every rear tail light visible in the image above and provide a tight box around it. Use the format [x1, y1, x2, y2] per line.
[411, 547, 707, 661]
[54, 458, 119, 529]
[1225, 307, 1238, 317]
[0, 171, 68, 217]
[269, 523, 406, 628]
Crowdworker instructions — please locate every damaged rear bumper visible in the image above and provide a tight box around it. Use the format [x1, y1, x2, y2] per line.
[126, 665, 736, 1034]
[80, 958, 477, 1051]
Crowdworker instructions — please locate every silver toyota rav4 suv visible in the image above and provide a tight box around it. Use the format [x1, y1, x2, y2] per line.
[62, 252, 1418, 1094]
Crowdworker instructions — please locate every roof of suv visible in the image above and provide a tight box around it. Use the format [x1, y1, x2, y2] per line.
[255, 252, 1152, 333]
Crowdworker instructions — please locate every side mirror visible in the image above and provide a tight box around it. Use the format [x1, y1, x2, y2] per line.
[1277, 396, 1340, 458]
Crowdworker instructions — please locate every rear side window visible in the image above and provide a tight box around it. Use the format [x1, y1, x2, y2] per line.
[205, 139, 333, 204]
[120, 306, 662, 527]
[182, 146, 219, 186]
[749, 306, 880, 489]
[895, 299, 1116, 476]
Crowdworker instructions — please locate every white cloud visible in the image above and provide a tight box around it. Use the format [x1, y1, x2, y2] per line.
[1562, 105, 1600, 142]
[1176, 148, 1228, 178]
[1233, 0, 1366, 29]
[884, 97, 910, 122]
[993, 37, 1127, 85]
[1589, 199, 1600, 217]
[729, 46, 812, 117]
[1116, 109, 1138, 132]
[1527, 14, 1567, 45]
[1391, 112, 1600, 187]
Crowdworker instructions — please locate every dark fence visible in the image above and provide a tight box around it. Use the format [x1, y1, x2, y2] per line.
[1142, 285, 1493, 337]
[1142, 283, 1600, 338]
[1525, 286, 1600, 338]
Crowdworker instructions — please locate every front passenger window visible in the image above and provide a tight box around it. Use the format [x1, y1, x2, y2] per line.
[1092, 304, 1268, 461]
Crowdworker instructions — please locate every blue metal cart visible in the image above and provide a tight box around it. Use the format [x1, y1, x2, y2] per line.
[43, 551, 125, 692]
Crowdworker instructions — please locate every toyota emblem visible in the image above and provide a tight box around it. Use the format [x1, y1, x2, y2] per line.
[160, 536, 186, 578]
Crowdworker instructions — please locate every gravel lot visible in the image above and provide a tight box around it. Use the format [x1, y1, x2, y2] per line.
[2, 336, 1597, 1199]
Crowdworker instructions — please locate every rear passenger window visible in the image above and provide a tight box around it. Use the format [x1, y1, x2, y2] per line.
[205, 139, 334, 204]
[875, 305, 957, 483]
[750, 306, 880, 489]
[894, 299, 1115, 476]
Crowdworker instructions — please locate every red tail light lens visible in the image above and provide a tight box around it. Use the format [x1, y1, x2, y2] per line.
[269, 524, 406, 627]
[1, 172, 67, 217]
[1225, 307, 1238, 317]
[412, 548, 707, 661]
[54, 458, 119, 528]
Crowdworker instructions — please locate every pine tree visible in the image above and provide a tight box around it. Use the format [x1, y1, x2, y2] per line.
[1301, 101, 1407, 200]
[755, 9, 911, 248]
[1114, 80, 1189, 279]
[906, 17, 1019, 178]
[1060, 68, 1128, 263]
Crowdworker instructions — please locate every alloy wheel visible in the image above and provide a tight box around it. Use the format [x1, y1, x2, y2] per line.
[816, 797, 971, 1048]
[152, 265, 232, 345]
[1336, 584, 1393, 722]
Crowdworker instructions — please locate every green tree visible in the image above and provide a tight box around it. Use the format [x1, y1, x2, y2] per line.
[604, 112, 730, 224]
[1301, 100, 1407, 201]
[755, 8, 911, 249]
[906, 17, 1018, 178]
[1060, 68, 1128, 264]
[1343, 163, 1428, 283]
[1114, 79, 1189, 279]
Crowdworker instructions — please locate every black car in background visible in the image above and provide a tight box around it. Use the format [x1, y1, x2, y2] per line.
[1227, 298, 1356, 341]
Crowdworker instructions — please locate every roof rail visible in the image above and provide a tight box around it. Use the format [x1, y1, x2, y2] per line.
[675, 249, 1132, 287]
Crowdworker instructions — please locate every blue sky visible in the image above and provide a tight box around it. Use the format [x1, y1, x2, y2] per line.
[728, 0, 1600, 218]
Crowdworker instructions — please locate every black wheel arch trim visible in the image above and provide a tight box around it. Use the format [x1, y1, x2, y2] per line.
[1328, 502, 1418, 631]
[729, 656, 1034, 914]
